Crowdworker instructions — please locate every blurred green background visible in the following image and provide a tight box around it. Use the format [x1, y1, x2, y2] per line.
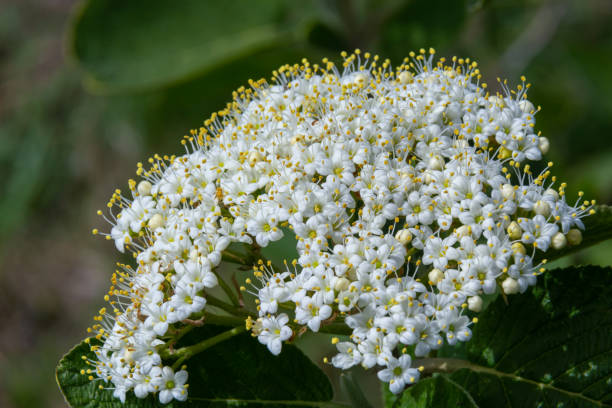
[0, 0, 611, 407]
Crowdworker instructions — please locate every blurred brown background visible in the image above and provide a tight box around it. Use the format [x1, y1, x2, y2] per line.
[0, 0, 611, 407]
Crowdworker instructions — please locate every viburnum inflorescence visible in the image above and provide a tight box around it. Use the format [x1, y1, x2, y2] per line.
[87, 49, 594, 403]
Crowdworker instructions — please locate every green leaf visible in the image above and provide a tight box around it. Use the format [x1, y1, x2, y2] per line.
[385, 375, 478, 408]
[68, 0, 308, 93]
[536, 204, 612, 263]
[340, 372, 374, 408]
[395, 265, 612, 407]
[57, 325, 337, 407]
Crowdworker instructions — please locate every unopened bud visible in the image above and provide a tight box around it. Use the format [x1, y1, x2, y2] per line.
[248, 151, 263, 166]
[148, 213, 164, 230]
[511, 242, 526, 255]
[502, 277, 520, 295]
[551, 232, 567, 250]
[467, 296, 483, 312]
[424, 171, 436, 184]
[533, 200, 551, 217]
[518, 100, 535, 114]
[454, 225, 471, 238]
[501, 184, 515, 200]
[428, 268, 444, 285]
[498, 146, 511, 160]
[334, 277, 350, 292]
[123, 348, 135, 363]
[397, 71, 412, 84]
[566, 229, 583, 246]
[428, 155, 444, 171]
[395, 229, 412, 245]
[544, 188, 559, 201]
[488, 95, 503, 106]
[353, 72, 368, 86]
[507, 221, 522, 240]
[538, 136, 550, 154]
[137, 180, 152, 196]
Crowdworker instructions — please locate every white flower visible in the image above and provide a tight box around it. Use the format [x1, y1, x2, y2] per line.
[405, 314, 443, 357]
[295, 297, 332, 332]
[518, 215, 559, 251]
[246, 207, 283, 246]
[169, 281, 207, 321]
[423, 235, 457, 270]
[174, 260, 218, 288]
[377, 354, 420, 394]
[331, 341, 362, 369]
[151, 366, 188, 403]
[257, 313, 293, 355]
[436, 308, 472, 345]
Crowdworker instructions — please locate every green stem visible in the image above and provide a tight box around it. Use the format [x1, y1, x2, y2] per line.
[318, 321, 352, 336]
[169, 326, 246, 370]
[203, 313, 247, 327]
[214, 271, 240, 307]
[222, 249, 251, 265]
[206, 293, 247, 316]
[413, 357, 475, 375]
[171, 322, 196, 345]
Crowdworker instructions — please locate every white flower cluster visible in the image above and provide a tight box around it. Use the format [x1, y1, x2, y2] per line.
[88, 49, 593, 402]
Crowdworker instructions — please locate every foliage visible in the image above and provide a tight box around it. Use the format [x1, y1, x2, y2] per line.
[387, 265, 612, 407]
[57, 326, 336, 407]
[69, 0, 315, 93]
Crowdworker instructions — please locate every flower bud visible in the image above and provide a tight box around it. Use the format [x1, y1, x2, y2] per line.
[498, 146, 511, 160]
[539, 136, 550, 154]
[454, 225, 471, 239]
[488, 95, 503, 106]
[424, 171, 436, 184]
[428, 268, 444, 285]
[428, 155, 444, 171]
[518, 99, 535, 114]
[511, 242, 526, 255]
[566, 229, 583, 246]
[507, 221, 522, 240]
[533, 200, 551, 217]
[397, 71, 412, 84]
[501, 184, 515, 200]
[502, 277, 520, 295]
[137, 180, 152, 196]
[248, 151, 263, 166]
[467, 296, 483, 312]
[123, 348, 135, 364]
[334, 277, 350, 292]
[148, 213, 164, 230]
[544, 188, 559, 201]
[551, 232, 567, 250]
[353, 72, 368, 86]
[395, 229, 412, 245]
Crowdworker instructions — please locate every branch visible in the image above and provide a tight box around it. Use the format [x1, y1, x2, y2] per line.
[167, 326, 247, 370]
